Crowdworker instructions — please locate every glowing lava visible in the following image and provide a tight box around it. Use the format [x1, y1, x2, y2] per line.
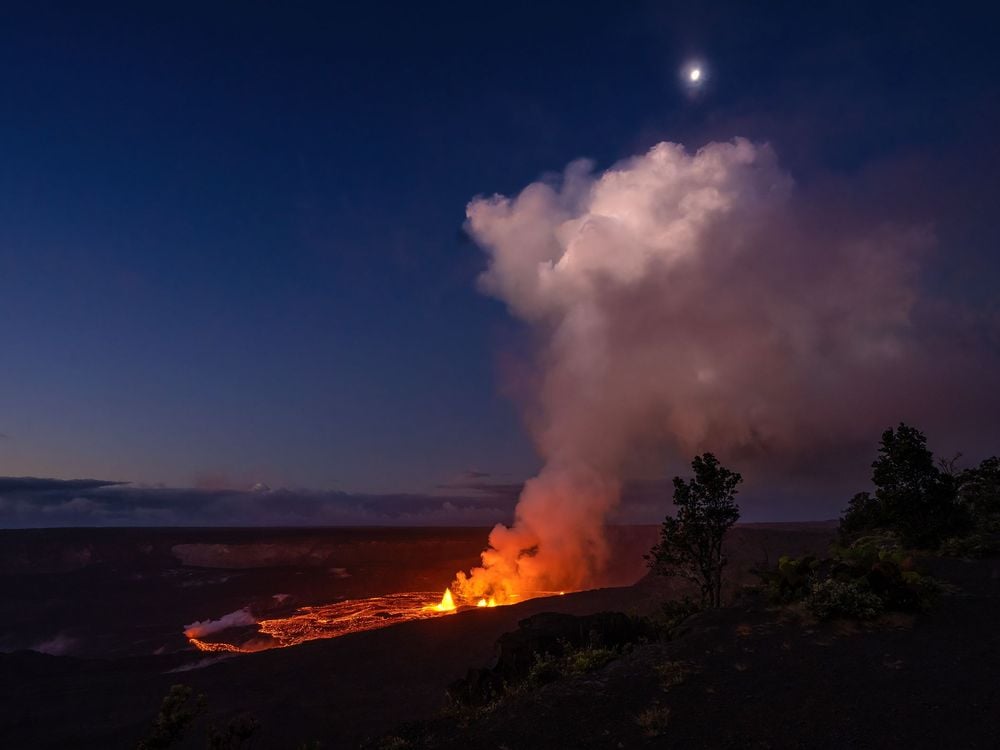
[188, 590, 462, 653]
[427, 587, 457, 612]
[185, 587, 570, 654]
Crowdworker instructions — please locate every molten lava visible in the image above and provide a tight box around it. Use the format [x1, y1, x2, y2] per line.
[428, 587, 457, 612]
[185, 587, 568, 654]
[188, 589, 462, 653]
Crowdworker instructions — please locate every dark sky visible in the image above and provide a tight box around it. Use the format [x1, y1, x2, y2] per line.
[1, 2, 998, 523]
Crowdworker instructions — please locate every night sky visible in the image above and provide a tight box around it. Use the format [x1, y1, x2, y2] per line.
[1, 2, 998, 526]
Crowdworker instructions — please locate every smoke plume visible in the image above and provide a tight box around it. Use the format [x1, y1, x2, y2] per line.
[454, 137, 963, 602]
[183, 607, 256, 638]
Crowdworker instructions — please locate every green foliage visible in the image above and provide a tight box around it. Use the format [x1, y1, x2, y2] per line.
[136, 684, 206, 750]
[756, 535, 939, 619]
[654, 660, 695, 690]
[840, 423, 971, 548]
[525, 650, 562, 686]
[647, 453, 742, 608]
[563, 645, 620, 674]
[939, 532, 1000, 558]
[755, 555, 820, 603]
[525, 641, 622, 686]
[645, 596, 701, 639]
[806, 579, 884, 620]
[830, 532, 904, 567]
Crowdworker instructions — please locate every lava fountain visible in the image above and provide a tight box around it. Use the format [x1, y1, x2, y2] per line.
[427, 587, 457, 612]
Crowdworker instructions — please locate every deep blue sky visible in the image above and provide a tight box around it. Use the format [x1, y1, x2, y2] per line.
[1, 1, 998, 505]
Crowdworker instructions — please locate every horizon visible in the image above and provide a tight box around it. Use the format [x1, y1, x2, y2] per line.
[0, 471, 847, 527]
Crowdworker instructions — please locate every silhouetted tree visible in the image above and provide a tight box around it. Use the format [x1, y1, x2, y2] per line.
[840, 423, 970, 547]
[839, 491, 884, 538]
[137, 684, 206, 750]
[646, 453, 742, 608]
[959, 456, 1000, 531]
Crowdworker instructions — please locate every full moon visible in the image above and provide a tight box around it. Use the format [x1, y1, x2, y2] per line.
[689, 68, 702, 82]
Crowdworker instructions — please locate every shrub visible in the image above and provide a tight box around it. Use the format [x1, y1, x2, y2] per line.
[635, 706, 671, 737]
[806, 579, 884, 620]
[644, 597, 701, 639]
[525, 651, 562, 686]
[939, 532, 1000, 558]
[755, 555, 819, 603]
[563, 645, 619, 675]
[207, 713, 259, 750]
[654, 661, 694, 690]
[522, 642, 622, 687]
[831, 533, 904, 568]
[755, 533, 941, 618]
[136, 685, 206, 750]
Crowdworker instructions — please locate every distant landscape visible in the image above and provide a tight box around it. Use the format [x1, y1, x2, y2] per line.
[0, 522, 832, 747]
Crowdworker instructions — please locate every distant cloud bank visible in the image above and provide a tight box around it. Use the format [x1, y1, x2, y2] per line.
[0, 473, 859, 527]
[0, 476, 520, 528]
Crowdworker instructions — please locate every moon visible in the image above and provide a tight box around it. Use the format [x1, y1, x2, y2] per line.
[681, 61, 707, 91]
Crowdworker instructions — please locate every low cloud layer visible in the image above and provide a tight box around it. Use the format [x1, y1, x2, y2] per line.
[0, 476, 519, 528]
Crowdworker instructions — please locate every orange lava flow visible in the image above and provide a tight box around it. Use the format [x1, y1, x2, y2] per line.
[187, 589, 460, 653]
[186, 587, 569, 654]
[186, 637, 246, 653]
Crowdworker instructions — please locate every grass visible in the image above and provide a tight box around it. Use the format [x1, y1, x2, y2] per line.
[635, 705, 671, 737]
[654, 660, 695, 690]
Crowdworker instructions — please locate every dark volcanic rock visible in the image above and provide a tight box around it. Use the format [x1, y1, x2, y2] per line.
[449, 611, 645, 704]
[0, 523, 835, 748]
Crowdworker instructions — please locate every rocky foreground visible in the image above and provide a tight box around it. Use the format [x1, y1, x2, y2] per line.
[0, 524, 829, 748]
[385, 554, 999, 749]
[15, 523, 991, 748]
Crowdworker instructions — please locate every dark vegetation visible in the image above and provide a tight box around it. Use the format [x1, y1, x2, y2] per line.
[446, 612, 645, 707]
[136, 685, 206, 750]
[137, 685, 262, 750]
[369, 424, 1000, 748]
[751, 423, 999, 620]
[384, 554, 1000, 749]
[840, 423, 1000, 550]
[754, 534, 942, 620]
[645, 453, 742, 608]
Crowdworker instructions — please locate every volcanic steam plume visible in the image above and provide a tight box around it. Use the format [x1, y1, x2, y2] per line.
[454, 137, 954, 604]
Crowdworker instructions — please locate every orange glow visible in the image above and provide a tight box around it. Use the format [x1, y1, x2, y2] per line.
[186, 637, 246, 653]
[427, 587, 457, 612]
[185, 587, 568, 654]
[187, 590, 462, 653]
